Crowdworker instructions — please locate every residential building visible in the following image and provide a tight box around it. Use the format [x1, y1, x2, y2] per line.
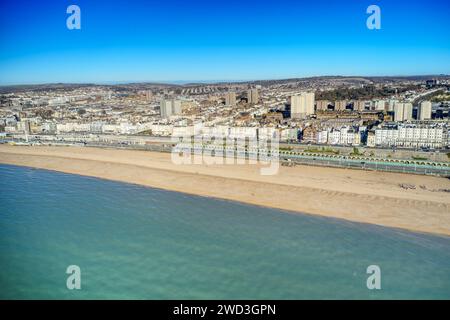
[247, 89, 259, 104]
[334, 100, 348, 111]
[225, 92, 236, 106]
[418, 101, 432, 120]
[374, 123, 447, 148]
[291, 92, 315, 119]
[394, 102, 413, 122]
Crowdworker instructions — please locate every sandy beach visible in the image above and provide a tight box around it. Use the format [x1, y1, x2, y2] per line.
[0, 144, 449, 236]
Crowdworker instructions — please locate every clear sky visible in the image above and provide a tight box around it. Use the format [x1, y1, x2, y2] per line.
[0, 0, 449, 84]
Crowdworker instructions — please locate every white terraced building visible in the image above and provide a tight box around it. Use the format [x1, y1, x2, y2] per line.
[326, 127, 361, 146]
[374, 123, 448, 149]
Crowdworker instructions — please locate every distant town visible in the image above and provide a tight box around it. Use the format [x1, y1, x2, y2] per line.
[1, 75, 450, 174]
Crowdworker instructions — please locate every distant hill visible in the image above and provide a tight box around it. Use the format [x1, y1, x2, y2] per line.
[1, 75, 448, 93]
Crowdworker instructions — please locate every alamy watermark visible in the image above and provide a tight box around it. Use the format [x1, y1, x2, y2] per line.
[366, 265, 381, 290]
[66, 265, 81, 290]
[170, 122, 280, 176]
[366, 5, 381, 30]
[66, 5, 81, 30]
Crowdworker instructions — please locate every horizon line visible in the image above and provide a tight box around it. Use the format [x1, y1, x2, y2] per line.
[1, 73, 449, 87]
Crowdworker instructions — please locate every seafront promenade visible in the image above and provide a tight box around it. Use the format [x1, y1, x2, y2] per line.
[2, 134, 450, 176]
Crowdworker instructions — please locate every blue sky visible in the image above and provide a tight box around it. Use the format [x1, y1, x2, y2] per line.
[0, 0, 449, 84]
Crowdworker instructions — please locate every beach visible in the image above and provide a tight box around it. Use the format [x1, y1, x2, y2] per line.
[0, 144, 449, 236]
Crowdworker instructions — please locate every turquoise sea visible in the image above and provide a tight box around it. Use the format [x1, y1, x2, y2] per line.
[0, 164, 449, 299]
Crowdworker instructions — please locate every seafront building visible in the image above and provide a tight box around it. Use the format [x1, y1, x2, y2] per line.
[1, 79, 448, 151]
[316, 126, 362, 146]
[374, 122, 447, 149]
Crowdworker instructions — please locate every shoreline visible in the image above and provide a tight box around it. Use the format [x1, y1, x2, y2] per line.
[1, 145, 449, 236]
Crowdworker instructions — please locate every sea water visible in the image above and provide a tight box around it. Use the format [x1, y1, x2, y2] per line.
[0, 164, 449, 299]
